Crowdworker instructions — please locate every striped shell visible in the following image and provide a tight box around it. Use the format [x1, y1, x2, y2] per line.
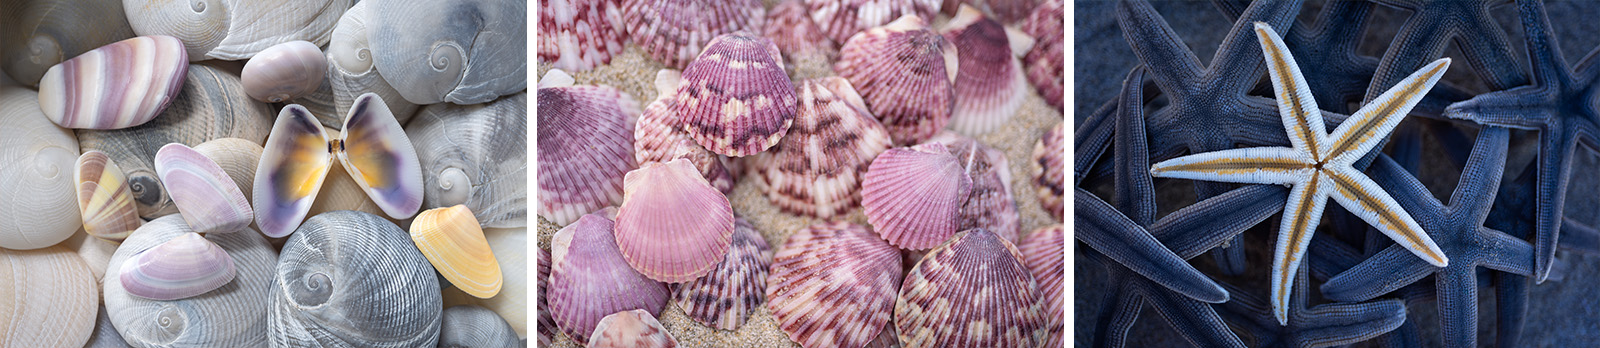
[615, 158, 736, 283]
[537, 72, 640, 226]
[895, 228, 1046, 347]
[439, 305, 522, 348]
[634, 69, 737, 193]
[805, 0, 942, 44]
[834, 15, 957, 145]
[751, 77, 892, 219]
[0, 245, 96, 347]
[0, 85, 81, 250]
[369, 0, 526, 104]
[117, 232, 238, 300]
[1020, 226, 1064, 347]
[38, 35, 187, 130]
[104, 215, 278, 347]
[75, 151, 142, 242]
[538, 245, 556, 345]
[588, 309, 678, 348]
[407, 92, 528, 228]
[442, 227, 530, 339]
[930, 132, 1020, 242]
[156, 143, 255, 233]
[549, 211, 670, 344]
[673, 32, 797, 157]
[861, 143, 972, 249]
[622, 0, 766, 68]
[1020, 0, 1063, 110]
[192, 138, 264, 205]
[539, 0, 626, 71]
[942, 5, 1031, 135]
[672, 217, 772, 330]
[269, 211, 442, 347]
[0, 0, 135, 87]
[764, 0, 836, 61]
[767, 222, 902, 348]
[411, 205, 503, 299]
[1033, 122, 1063, 220]
[241, 40, 327, 103]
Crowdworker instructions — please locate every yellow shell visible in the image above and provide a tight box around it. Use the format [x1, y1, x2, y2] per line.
[411, 205, 501, 298]
[75, 151, 142, 242]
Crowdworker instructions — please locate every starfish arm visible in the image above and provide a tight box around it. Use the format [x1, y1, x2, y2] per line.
[1560, 217, 1600, 254]
[1116, 0, 1204, 92]
[1270, 171, 1329, 325]
[1494, 272, 1531, 347]
[1092, 287, 1143, 348]
[1533, 129, 1578, 282]
[1517, 0, 1575, 89]
[1366, 154, 1443, 218]
[1451, 126, 1511, 220]
[1254, 22, 1329, 159]
[1149, 147, 1312, 185]
[1325, 168, 1450, 267]
[1436, 266, 1480, 348]
[1075, 98, 1116, 184]
[1442, 86, 1557, 129]
[1077, 189, 1230, 303]
[1115, 67, 1157, 223]
[1329, 58, 1452, 165]
[1479, 226, 1536, 276]
[1299, 299, 1409, 347]
[1143, 285, 1248, 348]
[1318, 243, 1438, 302]
[1153, 185, 1288, 259]
[1205, 1, 1302, 95]
[1455, 6, 1529, 90]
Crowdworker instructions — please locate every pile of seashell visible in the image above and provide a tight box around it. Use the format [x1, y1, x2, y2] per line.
[537, 0, 1065, 347]
[0, 0, 527, 347]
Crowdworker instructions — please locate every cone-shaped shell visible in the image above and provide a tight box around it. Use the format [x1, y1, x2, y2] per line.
[241, 40, 327, 103]
[0, 245, 97, 347]
[861, 143, 972, 249]
[537, 75, 640, 226]
[118, 232, 238, 300]
[672, 32, 797, 157]
[157, 143, 254, 233]
[439, 305, 521, 348]
[615, 158, 736, 283]
[411, 205, 502, 299]
[369, 0, 525, 104]
[539, 0, 626, 71]
[895, 228, 1045, 346]
[1020, 0, 1063, 110]
[622, 0, 766, 68]
[406, 92, 528, 228]
[1033, 122, 1063, 220]
[634, 69, 737, 193]
[764, 0, 836, 61]
[942, 6, 1030, 135]
[835, 15, 957, 145]
[269, 211, 442, 347]
[0, 0, 135, 87]
[1020, 226, 1063, 347]
[767, 222, 902, 348]
[805, 0, 942, 44]
[588, 309, 678, 348]
[672, 217, 771, 330]
[930, 132, 1019, 242]
[753, 77, 891, 218]
[76, 151, 142, 241]
[0, 85, 81, 250]
[103, 214, 278, 347]
[549, 211, 670, 344]
[38, 35, 187, 130]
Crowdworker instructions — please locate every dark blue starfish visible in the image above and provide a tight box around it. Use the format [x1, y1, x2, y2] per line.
[1364, 0, 1527, 97]
[1216, 263, 1407, 348]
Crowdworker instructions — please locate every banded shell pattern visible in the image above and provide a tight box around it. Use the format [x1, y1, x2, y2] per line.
[411, 205, 503, 299]
[895, 228, 1046, 346]
[406, 92, 529, 228]
[241, 40, 327, 103]
[0, 85, 81, 250]
[931, 132, 1020, 242]
[1034, 122, 1063, 220]
[615, 159, 736, 283]
[1020, 0, 1063, 110]
[588, 309, 679, 348]
[861, 143, 972, 250]
[38, 35, 187, 130]
[0, 245, 97, 347]
[116, 232, 238, 300]
[539, 0, 627, 72]
[763, 0, 836, 62]
[621, 0, 766, 68]
[673, 33, 797, 157]
[192, 138, 264, 204]
[441, 227, 530, 339]
[752, 76, 891, 218]
[834, 15, 957, 145]
[549, 211, 670, 344]
[941, 5, 1031, 135]
[805, 0, 942, 44]
[1020, 226, 1064, 347]
[537, 72, 640, 226]
[672, 217, 772, 330]
[767, 222, 903, 348]
[156, 143, 255, 233]
[75, 151, 142, 241]
[634, 69, 737, 193]
[104, 215, 277, 347]
[269, 211, 442, 347]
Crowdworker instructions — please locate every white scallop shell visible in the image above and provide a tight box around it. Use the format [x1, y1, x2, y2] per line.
[0, 85, 82, 250]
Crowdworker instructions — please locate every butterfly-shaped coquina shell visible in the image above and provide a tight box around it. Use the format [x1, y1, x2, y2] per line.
[269, 211, 442, 347]
[0, 245, 97, 347]
[103, 215, 278, 347]
[406, 92, 527, 228]
[367, 0, 526, 104]
[0, 85, 81, 250]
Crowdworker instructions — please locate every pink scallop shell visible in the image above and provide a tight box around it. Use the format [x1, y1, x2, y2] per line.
[538, 246, 556, 346]
[940, 0, 1036, 23]
[764, 0, 837, 62]
[614, 158, 736, 283]
[672, 32, 797, 157]
[805, 0, 942, 44]
[588, 309, 679, 348]
[861, 143, 972, 250]
[752, 77, 892, 219]
[834, 15, 957, 146]
[1033, 122, 1064, 220]
[766, 222, 903, 348]
[1020, 225, 1064, 347]
[548, 211, 670, 344]
[634, 69, 737, 193]
[537, 82, 640, 226]
[895, 228, 1046, 346]
[622, 0, 766, 68]
[539, 0, 627, 72]
[942, 6, 1029, 135]
[1021, 0, 1063, 110]
[929, 132, 1020, 242]
[671, 217, 770, 330]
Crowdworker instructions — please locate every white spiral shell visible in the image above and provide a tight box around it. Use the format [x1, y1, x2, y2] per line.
[0, 245, 97, 347]
[0, 85, 82, 250]
[405, 93, 527, 228]
[103, 215, 278, 347]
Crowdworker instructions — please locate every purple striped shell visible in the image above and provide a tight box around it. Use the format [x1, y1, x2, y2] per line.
[1033, 122, 1063, 220]
[940, 0, 1036, 23]
[37, 36, 187, 130]
[929, 132, 1020, 242]
[767, 222, 902, 348]
[548, 211, 670, 344]
[538, 245, 555, 346]
[805, 0, 941, 44]
[588, 309, 679, 348]
[764, 0, 836, 61]
[1020, 226, 1064, 347]
[673, 32, 797, 157]
[622, 0, 765, 68]
[156, 143, 254, 234]
[861, 143, 972, 250]
[634, 69, 738, 193]
[834, 15, 957, 145]
[539, 0, 626, 71]
[118, 232, 238, 301]
[752, 77, 892, 219]
[672, 217, 771, 330]
[1021, 0, 1063, 110]
[942, 5, 1029, 135]
[614, 158, 735, 283]
[537, 73, 640, 226]
[895, 228, 1046, 346]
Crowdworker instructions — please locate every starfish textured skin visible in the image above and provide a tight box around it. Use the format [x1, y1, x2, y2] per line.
[1149, 23, 1451, 325]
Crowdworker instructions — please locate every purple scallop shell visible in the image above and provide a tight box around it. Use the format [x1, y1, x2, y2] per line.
[156, 143, 254, 234]
[805, 0, 942, 45]
[634, 69, 737, 193]
[767, 222, 903, 348]
[672, 32, 797, 157]
[38, 36, 187, 130]
[588, 309, 679, 348]
[118, 232, 238, 301]
[928, 132, 1020, 242]
[548, 211, 669, 344]
[622, 0, 766, 68]
[942, 5, 1030, 135]
[540, 0, 627, 72]
[671, 217, 771, 330]
[1021, 0, 1063, 110]
[1020, 226, 1064, 347]
[537, 76, 640, 226]
[940, 0, 1036, 23]
[834, 15, 957, 146]
[895, 228, 1046, 346]
[752, 77, 892, 219]
[861, 143, 972, 250]
[764, 0, 837, 62]
[538, 245, 555, 346]
[1033, 122, 1064, 220]
[614, 158, 735, 283]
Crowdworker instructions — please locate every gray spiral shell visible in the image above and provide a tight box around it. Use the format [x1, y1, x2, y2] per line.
[405, 92, 527, 228]
[368, 0, 527, 104]
[439, 305, 521, 348]
[103, 214, 278, 348]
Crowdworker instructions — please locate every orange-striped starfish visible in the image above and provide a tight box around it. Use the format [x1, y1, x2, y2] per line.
[1149, 23, 1451, 325]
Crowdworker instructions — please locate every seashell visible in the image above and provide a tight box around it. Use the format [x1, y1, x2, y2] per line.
[64, 229, 119, 287]
[537, 72, 640, 226]
[0, 0, 135, 86]
[0, 85, 81, 250]
[763, 0, 836, 62]
[442, 227, 530, 339]
[85, 305, 129, 348]
[941, 0, 1035, 23]
[269, 211, 441, 347]
[76, 151, 143, 241]
[407, 92, 528, 228]
[895, 228, 1046, 346]
[121, 0, 349, 61]
[587, 309, 679, 348]
[868, 322, 902, 348]
[293, 0, 419, 129]
[253, 94, 424, 238]
[0, 245, 97, 347]
[1020, 226, 1064, 347]
[539, 0, 627, 71]
[673, 32, 797, 157]
[117, 232, 238, 300]
[78, 64, 274, 219]
[35, 35, 183, 130]
[1033, 122, 1063, 220]
[615, 159, 737, 282]
[304, 151, 390, 219]
[241, 40, 326, 103]
[439, 305, 521, 348]
[537, 245, 553, 344]
[861, 143, 973, 250]
[1020, 0, 1063, 110]
[752, 77, 892, 218]
[834, 15, 958, 145]
[805, 0, 942, 44]
[672, 217, 772, 330]
[193, 138, 263, 204]
[104, 214, 277, 347]
[767, 222, 902, 348]
[621, 0, 766, 68]
[942, 5, 1032, 135]
[156, 143, 255, 233]
[634, 69, 737, 193]
[411, 205, 502, 299]
[929, 132, 1020, 242]
[549, 211, 670, 344]
[368, 0, 526, 104]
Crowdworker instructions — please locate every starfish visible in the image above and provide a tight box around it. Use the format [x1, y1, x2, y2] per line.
[1149, 23, 1452, 325]
[1216, 264, 1408, 348]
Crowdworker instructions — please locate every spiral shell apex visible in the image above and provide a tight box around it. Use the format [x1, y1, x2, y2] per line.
[615, 158, 737, 283]
[622, 0, 766, 68]
[549, 211, 670, 344]
[588, 309, 679, 348]
[76, 151, 143, 242]
[242, 40, 327, 103]
[1034, 122, 1064, 220]
[104, 214, 278, 347]
[942, 5, 1031, 135]
[673, 32, 798, 157]
[38, 35, 187, 130]
[835, 15, 958, 145]
[673, 217, 772, 330]
[117, 232, 239, 300]
[369, 0, 526, 104]
[1020, 226, 1065, 347]
[930, 132, 1020, 242]
[895, 228, 1046, 347]
[752, 76, 892, 219]
[861, 143, 973, 250]
[410, 205, 502, 299]
[0, 85, 81, 250]
[538, 74, 640, 226]
[805, 0, 942, 44]
[540, 0, 627, 71]
[767, 222, 903, 348]
[407, 92, 528, 228]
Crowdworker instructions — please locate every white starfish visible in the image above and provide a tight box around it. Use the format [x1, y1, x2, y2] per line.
[1149, 23, 1451, 326]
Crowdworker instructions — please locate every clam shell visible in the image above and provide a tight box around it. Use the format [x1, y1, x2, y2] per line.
[78, 64, 274, 219]
[37, 35, 186, 130]
[0, 85, 81, 250]
[549, 211, 670, 344]
[293, 0, 419, 129]
[157, 143, 255, 233]
[442, 227, 530, 339]
[805, 0, 942, 44]
[673, 32, 797, 157]
[411, 205, 502, 299]
[895, 228, 1046, 346]
[929, 132, 1020, 242]
[121, 0, 349, 61]
[0, 0, 135, 86]
[621, 0, 766, 68]
[540, 0, 627, 71]
[406, 92, 528, 228]
[834, 15, 957, 145]
[76, 151, 143, 241]
[253, 106, 334, 238]
[1033, 122, 1063, 220]
[1020, 226, 1064, 347]
[615, 158, 737, 283]
[763, 0, 836, 62]
[369, 0, 526, 104]
[587, 309, 679, 348]
[440, 305, 522, 348]
[334, 94, 424, 219]
[269, 211, 441, 347]
[767, 222, 902, 348]
[192, 138, 263, 206]
[0, 245, 97, 347]
[634, 69, 737, 193]
[241, 40, 326, 103]
[861, 143, 973, 250]
[672, 217, 772, 330]
[537, 76, 640, 226]
[304, 149, 390, 219]
[942, 5, 1030, 135]
[752, 77, 892, 219]
[117, 232, 238, 300]
[1020, 0, 1063, 110]
[104, 214, 277, 347]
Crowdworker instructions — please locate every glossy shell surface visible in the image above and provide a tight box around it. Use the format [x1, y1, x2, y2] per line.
[156, 143, 255, 233]
[767, 222, 902, 348]
[548, 211, 670, 344]
[241, 40, 327, 103]
[368, 0, 527, 104]
[614, 159, 736, 283]
[37, 35, 187, 130]
[587, 309, 678, 348]
[104, 215, 278, 347]
[411, 205, 503, 299]
[0, 85, 81, 250]
[116, 232, 238, 300]
[633, 69, 737, 193]
[75, 151, 142, 241]
[407, 92, 528, 228]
